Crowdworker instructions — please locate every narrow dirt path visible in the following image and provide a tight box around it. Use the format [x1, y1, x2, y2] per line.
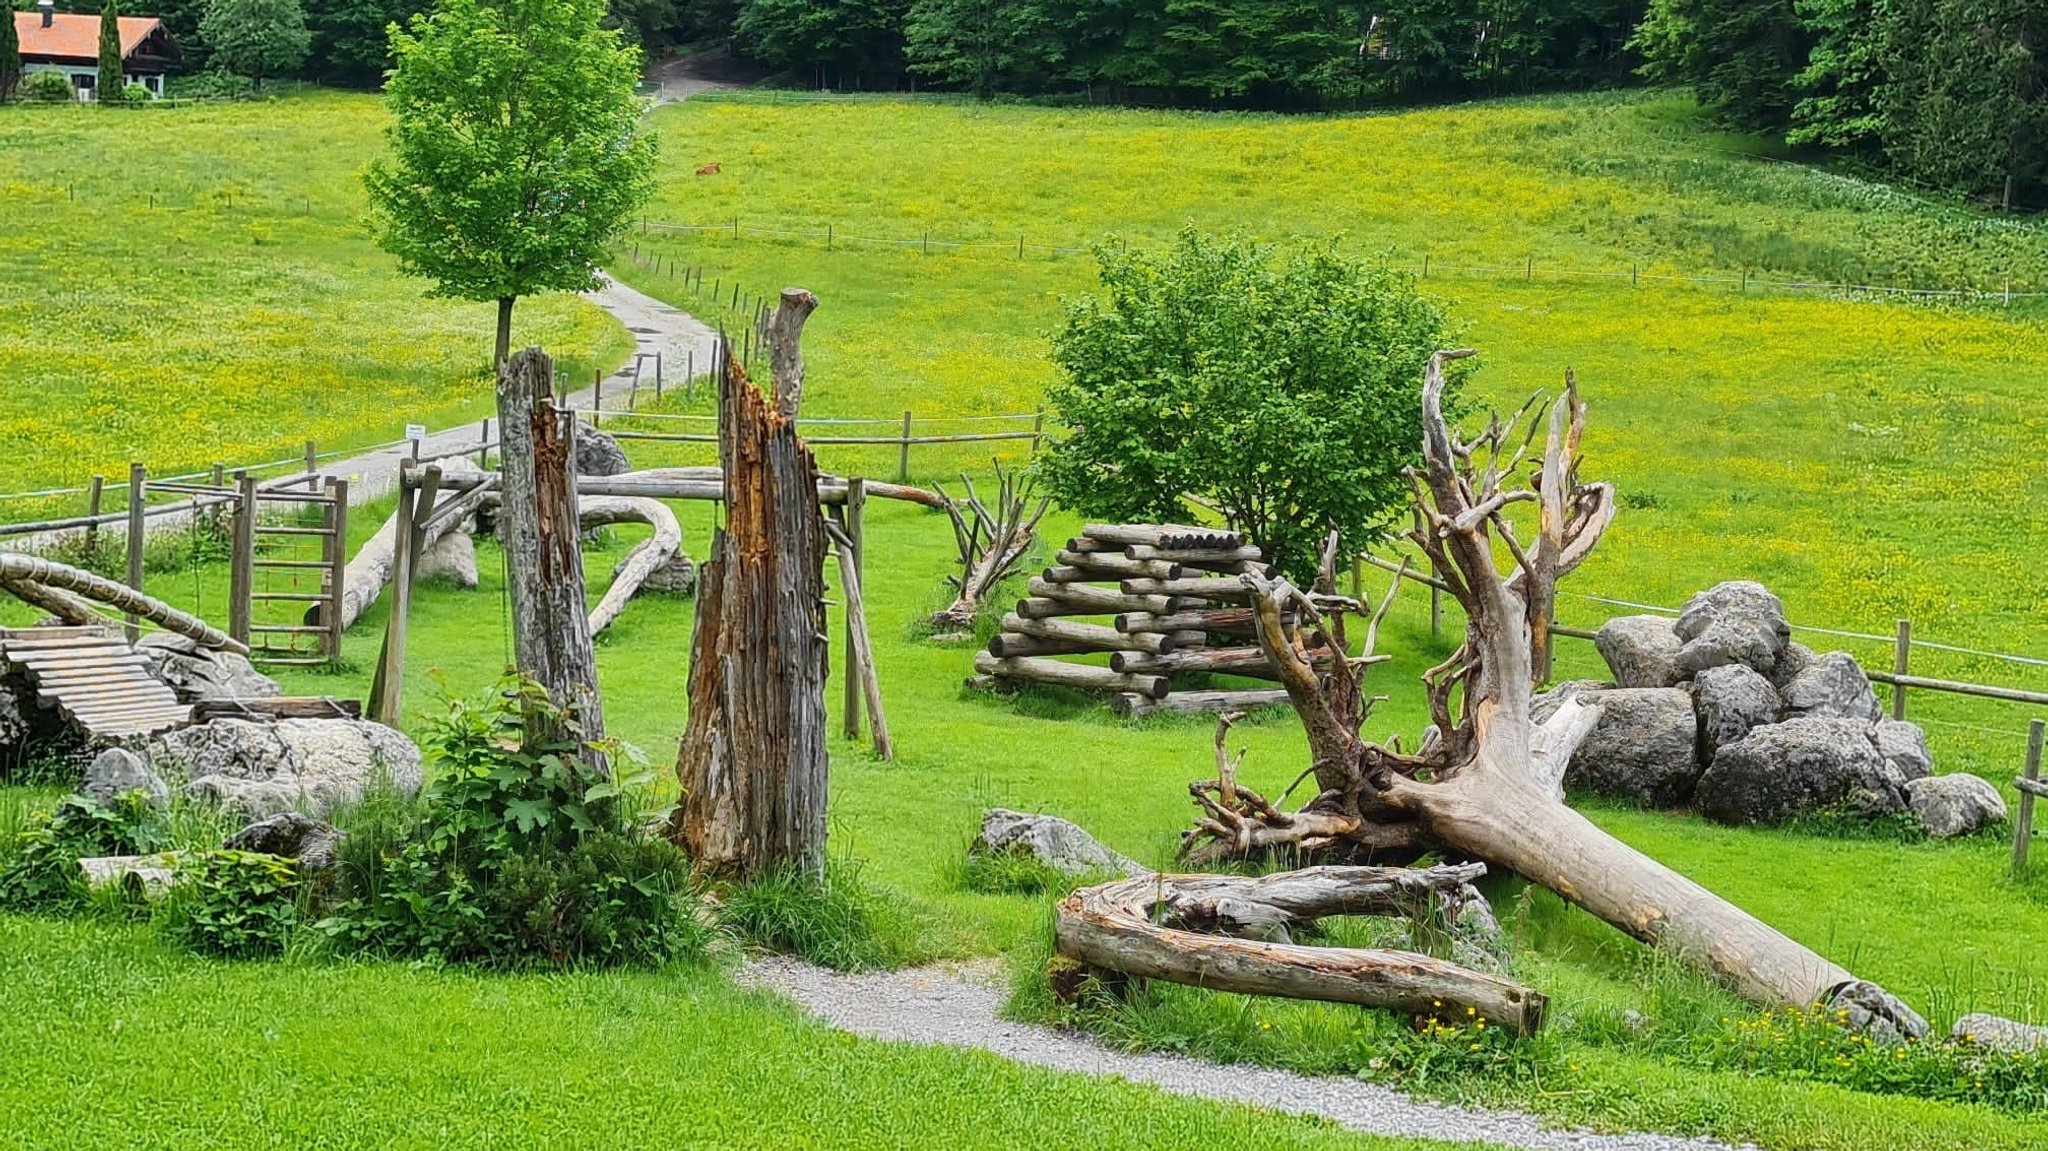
[739, 957, 1753, 1151]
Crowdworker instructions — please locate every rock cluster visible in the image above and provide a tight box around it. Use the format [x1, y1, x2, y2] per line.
[970, 808, 1148, 879]
[145, 718, 423, 819]
[1554, 582, 2005, 838]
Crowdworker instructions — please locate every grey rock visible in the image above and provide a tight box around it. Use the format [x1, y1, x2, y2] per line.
[1696, 716, 1911, 825]
[1594, 616, 1685, 688]
[1952, 1013, 2048, 1053]
[224, 811, 347, 871]
[1673, 581, 1790, 677]
[81, 748, 169, 812]
[575, 427, 631, 476]
[1873, 718, 1933, 780]
[613, 549, 696, 597]
[1692, 664, 1780, 755]
[970, 808, 1146, 879]
[76, 853, 180, 897]
[1906, 774, 2006, 839]
[1827, 980, 1930, 1043]
[1562, 687, 1702, 808]
[147, 718, 423, 817]
[1782, 651, 1883, 722]
[139, 634, 281, 703]
[416, 530, 479, 589]
[0, 679, 28, 754]
[1769, 641, 1816, 689]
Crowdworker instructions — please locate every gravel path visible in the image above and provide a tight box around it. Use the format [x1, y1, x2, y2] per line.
[740, 957, 1754, 1151]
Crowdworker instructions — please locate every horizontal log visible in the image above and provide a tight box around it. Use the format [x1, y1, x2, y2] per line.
[1018, 581, 1165, 616]
[1109, 645, 1300, 675]
[1054, 550, 1183, 580]
[1125, 544, 1265, 565]
[963, 673, 1019, 695]
[988, 632, 1106, 658]
[1115, 606, 1273, 635]
[1000, 614, 1175, 654]
[1111, 688, 1293, 717]
[191, 697, 364, 721]
[1055, 867, 1544, 1035]
[1119, 577, 1255, 603]
[973, 652, 1170, 699]
[1082, 523, 1245, 550]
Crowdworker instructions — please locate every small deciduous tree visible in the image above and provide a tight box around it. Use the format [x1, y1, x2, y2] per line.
[98, 0, 124, 103]
[0, 2, 20, 103]
[365, 0, 657, 367]
[199, 0, 311, 91]
[1037, 229, 1464, 582]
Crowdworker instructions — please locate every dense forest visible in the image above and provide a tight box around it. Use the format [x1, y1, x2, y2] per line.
[32, 0, 2043, 205]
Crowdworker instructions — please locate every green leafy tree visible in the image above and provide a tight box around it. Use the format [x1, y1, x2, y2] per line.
[301, 0, 410, 86]
[365, 0, 657, 367]
[1787, 0, 1886, 149]
[1876, 0, 2047, 206]
[904, 0, 1061, 97]
[735, 0, 908, 89]
[98, 0, 124, 102]
[199, 0, 311, 89]
[1633, 0, 1810, 130]
[1037, 229, 1465, 581]
[0, 0, 21, 103]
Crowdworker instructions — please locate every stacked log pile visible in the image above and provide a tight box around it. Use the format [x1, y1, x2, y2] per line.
[971, 524, 1325, 717]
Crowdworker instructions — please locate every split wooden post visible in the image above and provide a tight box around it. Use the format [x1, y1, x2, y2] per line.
[593, 368, 604, 428]
[477, 418, 491, 466]
[897, 410, 913, 482]
[686, 349, 695, 399]
[323, 477, 349, 659]
[841, 478, 866, 740]
[228, 471, 257, 647]
[367, 467, 425, 727]
[123, 463, 145, 643]
[2014, 719, 2044, 875]
[303, 440, 318, 486]
[1029, 406, 1045, 456]
[1892, 618, 1912, 720]
[655, 352, 664, 399]
[84, 475, 103, 548]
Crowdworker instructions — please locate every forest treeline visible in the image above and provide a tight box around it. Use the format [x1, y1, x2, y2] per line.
[61, 0, 2043, 206]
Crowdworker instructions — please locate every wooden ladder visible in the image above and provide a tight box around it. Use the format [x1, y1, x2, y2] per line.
[228, 475, 348, 667]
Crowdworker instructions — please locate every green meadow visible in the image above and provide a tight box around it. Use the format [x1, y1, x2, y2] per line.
[3, 86, 2048, 1151]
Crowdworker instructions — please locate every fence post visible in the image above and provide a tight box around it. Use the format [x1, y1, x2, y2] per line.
[842, 477, 866, 741]
[1029, 406, 1045, 457]
[593, 368, 603, 428]
[898, 411, 913, 483]
[655, 352, 664, 400]
[124, 463, 146, 643]
[1422, 254, 1430, 278]
[2015, 719, 2044, 875]
[229, 471, 256, 648]
[827, 223, 833, 250]
[478, 419, 491, 466]
[324, 477, 349, 660]
[304, 440, 318, 486]
[686, 348, 695, 400]
[84, 475, 104, 548]
[1525, 256, 1533, 281]
[1892, 618, 1912, 720]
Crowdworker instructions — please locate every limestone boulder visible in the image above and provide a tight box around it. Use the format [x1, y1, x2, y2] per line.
[1872, 718, 1933, 781]
[416, 530, 479, 589]
[147, 718, 423, 817]
[81, 747, 169, 812]
[575, 428, 631, 476]
[1696, 716, 1912, 825]
[613, 550, 696, 597]
[139, 634, 280, 703]
[1673, 581, 1790, 677]
[970, 809, 1146, 879]
[224, 811, 348, 871]
[1594, 616, 1685, 688]
[1905, 774, 2006, 839]
[1692, 664, 1780, 756]
[1781, 651, 1883, 722]
[1561, 687, 1703, 808]
[1953, 1013, 2048, 1053]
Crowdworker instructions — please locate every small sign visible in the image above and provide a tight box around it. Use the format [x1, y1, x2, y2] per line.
[404, 423, 427, 442]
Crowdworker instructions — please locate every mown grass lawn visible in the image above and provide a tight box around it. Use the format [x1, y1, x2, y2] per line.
[4, 87, 2048, 1151]
[0, 95, 630, 499]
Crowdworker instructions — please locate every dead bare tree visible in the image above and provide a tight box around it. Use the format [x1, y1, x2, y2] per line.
[1180, 351, 1927, 1036]
[930, 462, 1050, 631]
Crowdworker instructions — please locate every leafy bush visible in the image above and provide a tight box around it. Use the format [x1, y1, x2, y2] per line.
[169, 68, 256, 100]
[720, 860, 932, 971]
[317, 677, 714, 968]
[21, 70, 77, 103]
[0, 793, 166, 912]
[121, 83, 153, 103]
[1037, 228, 1465, 581]
[169, 850, 302, 958]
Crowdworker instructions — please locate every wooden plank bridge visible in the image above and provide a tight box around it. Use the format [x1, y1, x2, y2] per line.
[0, 626, 189, 739]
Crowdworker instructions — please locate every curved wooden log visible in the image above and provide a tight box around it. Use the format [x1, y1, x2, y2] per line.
[0, 578, 98, 625]
[1055, 866, 1545, 1035]
[0, 554, 246, 654]
[582, 496, 683, 636]
[323, 458, 485, 632]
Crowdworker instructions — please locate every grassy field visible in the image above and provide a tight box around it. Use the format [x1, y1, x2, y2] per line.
[0, 95, 631, 501]
[4, 87, 2048, 1150]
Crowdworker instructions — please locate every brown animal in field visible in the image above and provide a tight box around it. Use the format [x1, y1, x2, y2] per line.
[696, 163, 721, 176]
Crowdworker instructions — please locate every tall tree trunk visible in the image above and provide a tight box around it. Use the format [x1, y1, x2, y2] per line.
[494, 297, 515, 369]
[495, 348, 605, 753]
[670, 306, 829, 878]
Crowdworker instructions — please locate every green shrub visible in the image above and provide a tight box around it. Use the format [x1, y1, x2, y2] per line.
[954, 849, 1077, 896]
[0, 793, 165, 912]
[169, 850, 302, 958]
[316, 676, 714, 968]
[720, 860, 932, 971]
[21, 70, 76, 103]
[121, 83, 153, 103]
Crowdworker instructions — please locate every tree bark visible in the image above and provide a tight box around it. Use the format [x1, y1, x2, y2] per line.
[764, 289, 819, 420]
[670, 338, 830, 879]
[495, 348, 605, 751]
[494, 297, 515, 369]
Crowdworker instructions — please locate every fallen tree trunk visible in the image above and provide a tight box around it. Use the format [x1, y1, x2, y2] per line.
[582, 496, 683, 636]
[973, 652, 1168, 699]
[1115, 606, 1270, 635]
[1054, 864, 1545, 1035]
[1023, 579, 1180, 616]
[1000, 613, 1177, 655]
[320, 458, 485, 632]
[1112, 688, 1291, 718]
[0, 578, 98, 625]
[1053, 550, 1183, 580]
[1109, 645, 1343, 676]
[0, 554, 246, 654]
[1119, 577, 1257, 602]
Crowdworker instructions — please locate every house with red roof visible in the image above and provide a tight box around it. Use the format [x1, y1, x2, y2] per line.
[15, 0, 182, 101]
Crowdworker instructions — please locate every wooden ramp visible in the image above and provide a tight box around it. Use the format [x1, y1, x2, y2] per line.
[0, 627, 191, 739]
